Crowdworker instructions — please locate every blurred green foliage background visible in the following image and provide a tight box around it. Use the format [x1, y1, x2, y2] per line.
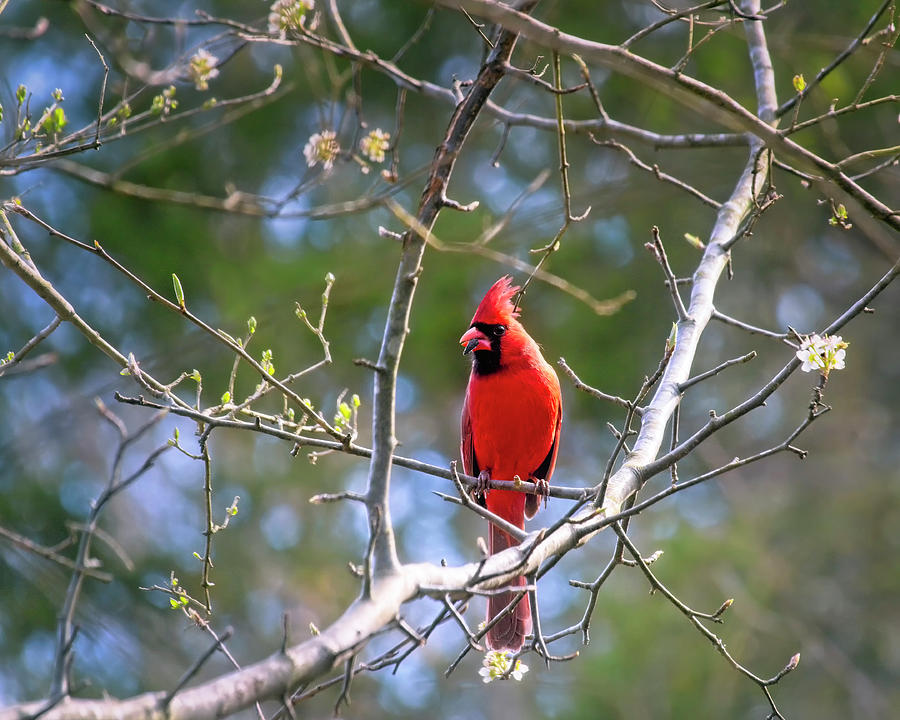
[1, 1, 898, 718]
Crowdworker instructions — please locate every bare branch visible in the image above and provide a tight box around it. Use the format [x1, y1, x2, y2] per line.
[647, 226, 690, 322]
[163, 628, 234, 707]
[557, 357, 637, 412]
[711, 308, 791, 341]
[51, 408, 170, 699]
[0, 525, 112, 582]
[679, 350, 757, 392]
[593, 138, 722, 209]
[614, 524, 795, 717]
[0, 315, 60, 378]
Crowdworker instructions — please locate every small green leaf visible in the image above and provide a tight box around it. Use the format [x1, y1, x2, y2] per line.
[351, 393, 361, 408]
[666, 322, 677, 352]
[193, 552, 202, 560]
[792, 74, 806, 93]
[247, 316, 257, 334]
[189, 369, 202, 383]
[172, 273, 185, 308]
[174, 427, 180, 441]
[221, 391, 231, 404]
[169, 597, 180, 609]
[16, 84, 26, 105]
[683, 233, 705, 250]
[339, 402, 351, 421]
[40, 106, 67, 134]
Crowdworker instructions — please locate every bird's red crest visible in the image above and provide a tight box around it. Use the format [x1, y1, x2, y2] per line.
[470, 276, 520, 325]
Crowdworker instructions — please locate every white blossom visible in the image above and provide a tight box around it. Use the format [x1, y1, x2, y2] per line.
[359, 128, 390, 163]
[268, 0, 314, 36]
[796, 333, 848, 376]
[188, 49, 219, 92]
[478, 650, 529, 684]
[303, 130, 340, 170]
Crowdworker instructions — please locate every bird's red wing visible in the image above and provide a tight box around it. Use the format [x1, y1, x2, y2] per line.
[460, 391, 486, 511]
[524, 401, 561, 519]
[460, 395, 488, 508]
[460, 393, 477, 478]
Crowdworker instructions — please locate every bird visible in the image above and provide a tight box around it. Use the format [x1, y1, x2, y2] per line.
[459, 276, 562, 652]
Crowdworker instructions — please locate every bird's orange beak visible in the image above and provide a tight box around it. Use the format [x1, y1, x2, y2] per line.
[460, 326, 491, 354]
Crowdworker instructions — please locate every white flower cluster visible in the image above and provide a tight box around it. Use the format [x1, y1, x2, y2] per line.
[188, 49, 219, 92]
[359, 128, 390, 163]
[303, 129, 340, 170]
[795, 333, 848, 376]
[268, 0, 314, 36]
[478, 650, 529, 684]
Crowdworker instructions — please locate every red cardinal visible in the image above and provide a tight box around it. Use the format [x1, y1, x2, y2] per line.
[459, 276, 562, 652]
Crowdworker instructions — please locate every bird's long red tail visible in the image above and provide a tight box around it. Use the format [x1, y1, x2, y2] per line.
[487, 523, 531, 652]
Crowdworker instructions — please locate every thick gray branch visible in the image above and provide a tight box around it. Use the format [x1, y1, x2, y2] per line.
[598, 0, 777, 517]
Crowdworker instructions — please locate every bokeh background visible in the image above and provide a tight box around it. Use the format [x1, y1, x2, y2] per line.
[1, 1, 898, 718]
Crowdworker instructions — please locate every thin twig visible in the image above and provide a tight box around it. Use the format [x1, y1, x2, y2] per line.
[624, 0, 726, 48]
[558, 357, 638, 413]
[615, 525, 795, 718]
[0, 316, 61, 378]
[593, 138, 722, 209]
[679, 350, 757, 391]
[647, 226, 689, 321]
[598, 343, 674, 507]
[711, 308, 790, 341]
[163, 627, 234, 707]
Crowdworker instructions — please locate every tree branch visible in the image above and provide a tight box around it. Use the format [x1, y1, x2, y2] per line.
[364, 4, 537, 575]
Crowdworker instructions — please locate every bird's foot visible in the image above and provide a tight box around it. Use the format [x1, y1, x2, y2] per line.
[531, 476, 550, 509]
[474, 470, 492, 501]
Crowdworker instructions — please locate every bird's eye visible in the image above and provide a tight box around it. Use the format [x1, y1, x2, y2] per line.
[494, 325, 506, 337]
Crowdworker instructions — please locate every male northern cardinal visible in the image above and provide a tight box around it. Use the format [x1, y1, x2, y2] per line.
[459, 276, 562, 651]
